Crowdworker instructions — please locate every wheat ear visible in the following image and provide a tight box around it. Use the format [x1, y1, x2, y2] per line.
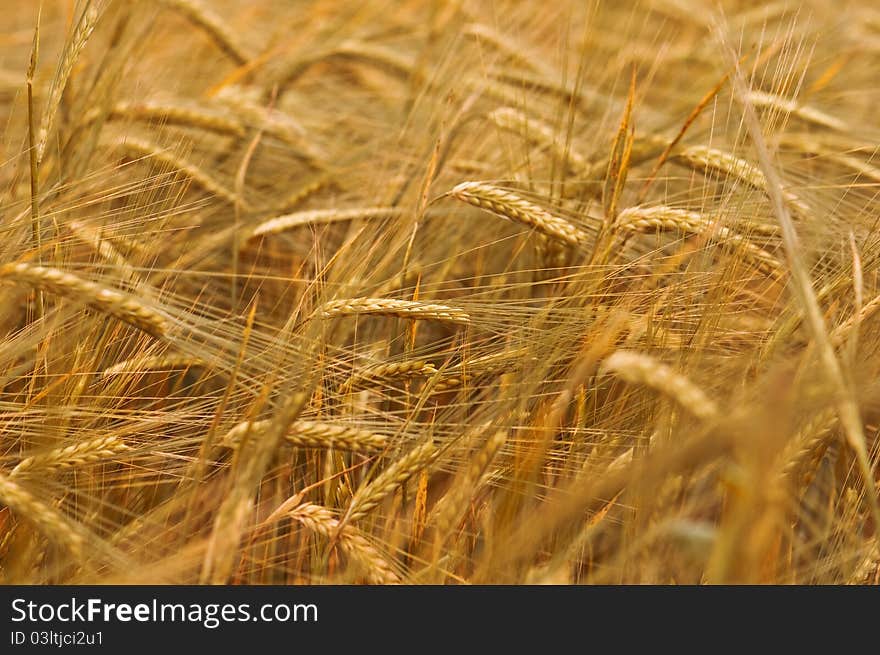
[99, 354, 209, 379]
[221, 419, 389, 453]
[339, 359, 439, 393]
[160, 0, 252, 64]
[431, 431, 507, 538]
[319, 297, 471, 325]
[346, 439, 438, 523]
[36, 5, 99, 163]
[748, 89, 848, 132]
[671, 145, 810, 216]
[488, 107, 588, 172]
[104, 100, 245, 137]
[601, 350, 718, 420]
[287, 503, 400, 584]
[0, 263, 168, 338]
[68, 220, 137, 279]
[0, 472, 85, 557]
[11, 436, 130, 477]
[113, 136, 242, 207]
[450, 181, 590, 248]
[250, 207, 402, 239]
[616, 205, 782, 274]
[830, 292, 880, 346]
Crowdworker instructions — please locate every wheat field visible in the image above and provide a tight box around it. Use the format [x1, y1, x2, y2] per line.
[0, 0, 878, 585]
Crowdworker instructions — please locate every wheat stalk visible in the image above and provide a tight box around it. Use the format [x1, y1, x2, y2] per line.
[319, 297, 471, 325]
[221, 419, 389, 453]
[601, 350, 718, 420]
[287, 503, 401, 584]
[450, 181, 590, 248]
[0, 262, 168, 338]
[11, 436, 130, 477]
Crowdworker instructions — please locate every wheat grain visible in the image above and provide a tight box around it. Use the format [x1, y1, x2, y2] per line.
[287, 503, 400, 584]
[11, 436, 130, 477]
[0, 262, 168, 338]
[450, 181, 590, 248]
[601, 350, 718, 420]
[849, 539, 880, 584]
[319, 297, 471, 325]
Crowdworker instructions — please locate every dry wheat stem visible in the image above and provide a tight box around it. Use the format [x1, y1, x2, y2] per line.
[11, 436, 130, 477]
[346, 439, 438, 523]
[287, 503, 400, 584]
[251, 207, 403, 239]
[319, 297, 471, 325]
[601, 350, 718, 420]
[451, 181, 590, 248]
[221, 419, 389, 453]
[0, 262, 168, 338]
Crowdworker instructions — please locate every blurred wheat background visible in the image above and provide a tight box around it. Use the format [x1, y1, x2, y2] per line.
[0, 0, 878, 584]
